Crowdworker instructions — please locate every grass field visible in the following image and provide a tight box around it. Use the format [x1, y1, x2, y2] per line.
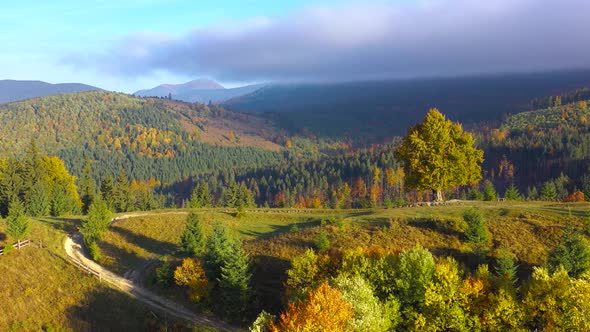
[0, 214, 198, 331]
[93, 201, 590, 313]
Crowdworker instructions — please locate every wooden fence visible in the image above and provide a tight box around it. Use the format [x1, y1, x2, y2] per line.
[67, 256, 102, 281]
[0, 239, 31, 256]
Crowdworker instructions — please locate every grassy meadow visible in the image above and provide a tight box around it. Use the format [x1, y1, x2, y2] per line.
[0, 214, 197, 331]
[92, 201, 590, 313]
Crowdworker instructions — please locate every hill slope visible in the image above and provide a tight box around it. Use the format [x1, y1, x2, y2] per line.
[0, 79, 101, 104]
[0, 91, 284, 183]
[223, 70, 590, 141]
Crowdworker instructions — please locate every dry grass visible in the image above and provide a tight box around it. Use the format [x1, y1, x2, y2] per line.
[94, 202, 590, 314]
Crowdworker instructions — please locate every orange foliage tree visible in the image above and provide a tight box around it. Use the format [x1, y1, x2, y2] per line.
[270, 282, 353, 332]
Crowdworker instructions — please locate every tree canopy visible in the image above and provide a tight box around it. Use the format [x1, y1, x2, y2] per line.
[395, 109, 483, 201]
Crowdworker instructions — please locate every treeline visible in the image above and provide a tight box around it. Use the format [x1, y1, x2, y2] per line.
[253, 218, 590, 331]
[0, 140, 80, 217]
[530, 87, 590, 109]
[481, 99, 590, 196]
[179, 143, 408, 208]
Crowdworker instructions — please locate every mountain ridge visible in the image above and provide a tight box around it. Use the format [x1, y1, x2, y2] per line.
[0, 79, 101, 104]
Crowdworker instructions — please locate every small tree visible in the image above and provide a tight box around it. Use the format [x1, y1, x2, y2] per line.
[6, 200, 30, 248]
[395, 109, 484, 202]
[205, 222, 235, 280]
[482, 180, 497, 201]
[504, 184, 521, 201]
[315, 231, 330, 253]
[174, 258, 210, 302]
[494, 248, 518, 286]
[548, 229, 590, 278]
[180, 212, 207, 256]
[270, 282, 353, 332]
[218, 240, 253, 321]
[540, 182, 557, 201]
[464, 208, 488, 243]
[190, 182, 212, 208]
[80, 197, 112, 246]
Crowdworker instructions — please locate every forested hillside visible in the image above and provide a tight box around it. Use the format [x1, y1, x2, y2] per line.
[224, 70, 590, 142]
[0, 91, 285, 184]
[481, 98, 590, 196]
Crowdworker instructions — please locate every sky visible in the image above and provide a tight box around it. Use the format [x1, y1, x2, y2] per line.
[2, 0, 590, 93]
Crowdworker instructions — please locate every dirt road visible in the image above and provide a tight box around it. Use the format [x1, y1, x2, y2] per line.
[64, 212, 240, 332]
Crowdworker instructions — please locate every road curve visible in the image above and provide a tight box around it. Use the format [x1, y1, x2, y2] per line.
[64, 212, 240, 332]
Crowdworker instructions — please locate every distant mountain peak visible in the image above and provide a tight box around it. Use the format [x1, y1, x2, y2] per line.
[136, 79, 225, 98]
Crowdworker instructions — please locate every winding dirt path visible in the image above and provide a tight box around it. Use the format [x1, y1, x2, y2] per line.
[64, 212, 240, 332]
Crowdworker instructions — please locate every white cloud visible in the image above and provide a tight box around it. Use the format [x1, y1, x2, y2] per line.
[64, 0, 590, 82]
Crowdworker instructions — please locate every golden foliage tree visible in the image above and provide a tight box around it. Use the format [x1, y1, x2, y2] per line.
[395, 109, 483, 201]
[270, 282, 353, 332]
[174, 258, 210, 302]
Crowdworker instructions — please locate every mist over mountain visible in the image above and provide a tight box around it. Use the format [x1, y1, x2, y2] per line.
[0, 79, 101, 104]
[223, 70, 590, 140]
[134, 79, 265, 103]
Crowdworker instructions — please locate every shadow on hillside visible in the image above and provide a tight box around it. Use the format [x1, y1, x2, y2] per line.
[251, 255, 291, 313]
[97, 240, 147, 274]
[65, 287, 178, 331]
[538, 206, 590, 218]
[408, 217, 464, 238]
[39, 216, 81, 234]
[239, 219, 321, 239]
[111, 226, 178, 257]
[344, 210, 376, 219]
[0, 233, 6, 242]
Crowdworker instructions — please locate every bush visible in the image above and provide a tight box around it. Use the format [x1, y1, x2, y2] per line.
[315, 231, 331, 253]
[88, 241, 101, 261]
[548, 229, 590, 278]
[154, 258, 172, 287]
[563, 191, 585, 202]
[2, 243, 15, 255]
[463, 208, 488, 243]
[174, 258, 210, 302]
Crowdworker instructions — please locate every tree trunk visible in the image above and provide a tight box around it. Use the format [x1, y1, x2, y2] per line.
[434, 189, 444, 202]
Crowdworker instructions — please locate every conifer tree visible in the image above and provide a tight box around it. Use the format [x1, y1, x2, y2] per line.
[540, 182, 557, 201]
[100, 176, 115, 209]
[219, 239, 253, 320]
[190, 182, 212, 208]
[180, 212, 207, 256]
[205, 222, 235, 280]
[6, 200, 30, 248]
[504, 183, 521, 201]
[483, 180, 497, 201]
[27, 181, 51, 217]
[464, 208, 488, 243]
[113, 170, 131, 212]
[395, 109, 483, 202]
[548, 229, 590, 278]
[80, 197, 112, 246]
[80, 158, 96, 214]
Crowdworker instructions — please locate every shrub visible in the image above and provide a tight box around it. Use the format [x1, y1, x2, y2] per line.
[563, 191, 585, 202]
[315, 231, 331, 253]
[154, 258, 172, 287]
[88, 241, 101, 261]
[493, 249, 518, 286]
[548, 229, 590, 278]
[463, 208, 488, 243]
[250, 311, 276, 332]
[2, 243, 15, 255]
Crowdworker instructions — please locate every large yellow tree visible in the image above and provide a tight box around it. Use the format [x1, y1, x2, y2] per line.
[395, 109, 483, 202]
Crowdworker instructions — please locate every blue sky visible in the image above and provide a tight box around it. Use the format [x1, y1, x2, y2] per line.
[1, 0, 350, 91]
[2, 0, 589, 93]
